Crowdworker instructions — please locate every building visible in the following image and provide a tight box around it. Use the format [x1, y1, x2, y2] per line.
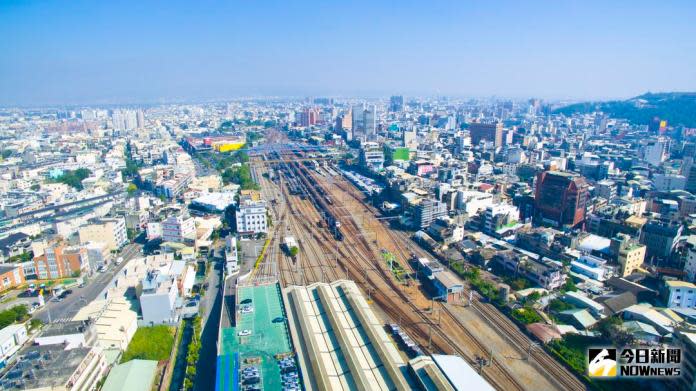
[351, 104, 377, 139]
[78, 217, 127, 252]
[72, 297, 138, 351]
[359, 142, 385, 172]
[102, 359, 158, 391]
[468, 122, 503, 147]
[34, 320, 95, 349]
[224, 235, 239, 274]
[0, 344, 107, 391]
[0, 324, 28, 367]
[653, 174, 686, 191]
[482, 203, 520, 236]
[0, 233, 32, 262]
[570, 254, 610, 282]
[684, 235, 696, 282]
[0, 265, 25, 292]
[414, 199, 448, 229]
[595, 180, 617, 201]
[673, 331, 696, 391]
[534, 171, 590, 228]
[494, 252, 566, 290]
[664, 280, 696, 309]
[389, 95, 404, 112]
[640, 221, 683, 261]
[283, 281, 411, 391]
[140, 269, 179, 325]
[414, 258, 464, 302]
[161, 214, 196, 243]
[33, 244, 85, 280]
[410, 354, 494, 391]
[610, 234, 646, 277]
[190, 192, 236, 213]
[235, 200, 268, 234]
[456, 191, 494, 216]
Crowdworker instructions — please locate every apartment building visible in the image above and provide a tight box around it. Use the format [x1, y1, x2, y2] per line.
[235, 200, 268, 234]
[78, 217, 127, 251]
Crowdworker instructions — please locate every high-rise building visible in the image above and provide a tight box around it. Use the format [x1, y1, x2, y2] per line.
[414, 199, 447, 229]
[468, 122, 503, 147]
[389, 95, 404, 112]
[534, 171, 589, 228]
[136, 109, 145, 128]
[351, 104, 377, 140]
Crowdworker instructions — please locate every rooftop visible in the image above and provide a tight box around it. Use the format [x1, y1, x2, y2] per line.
[284, 280, 410, 391]
[216, 282, 293, 391]
[0, 344, 93, 390]
[102, 359, 158, 391]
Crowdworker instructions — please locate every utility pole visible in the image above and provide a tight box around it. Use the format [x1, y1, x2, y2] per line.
[428, 324, 432, 350]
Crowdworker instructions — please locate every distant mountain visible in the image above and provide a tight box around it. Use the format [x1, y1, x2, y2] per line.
[553, 92, 696, 128]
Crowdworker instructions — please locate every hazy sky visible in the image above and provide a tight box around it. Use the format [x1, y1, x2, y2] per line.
[1, 0, 696, 105]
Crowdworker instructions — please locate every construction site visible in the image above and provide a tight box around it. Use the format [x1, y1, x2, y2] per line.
[217, 145, 587, 391]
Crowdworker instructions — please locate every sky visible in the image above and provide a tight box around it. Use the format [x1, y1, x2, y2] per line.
[1, 0, 696, 105]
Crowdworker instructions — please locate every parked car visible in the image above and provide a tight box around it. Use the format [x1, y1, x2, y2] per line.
[238, 329, 252, 337]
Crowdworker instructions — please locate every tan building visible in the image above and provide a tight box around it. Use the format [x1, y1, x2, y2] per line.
[612, 234, 646, 277]
[78, 218, 127, 252]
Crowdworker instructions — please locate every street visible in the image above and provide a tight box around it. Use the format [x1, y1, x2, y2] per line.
[32, 243, 143, 323]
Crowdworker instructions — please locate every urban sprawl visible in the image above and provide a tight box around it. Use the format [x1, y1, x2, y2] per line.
[0, 97, 695, 391]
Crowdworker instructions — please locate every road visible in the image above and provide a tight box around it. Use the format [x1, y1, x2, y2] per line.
[194, 258, 224, 391]
[33, 243, 143, 323]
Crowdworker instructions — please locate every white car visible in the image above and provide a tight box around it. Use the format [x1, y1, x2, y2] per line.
[238, 329, 252, 337]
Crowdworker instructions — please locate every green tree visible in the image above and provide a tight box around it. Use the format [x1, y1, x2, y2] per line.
[127, 183, 137, 195]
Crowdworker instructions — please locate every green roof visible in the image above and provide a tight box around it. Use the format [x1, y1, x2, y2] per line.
[217, 283, 294, 391]
[102, 359, 158, 391]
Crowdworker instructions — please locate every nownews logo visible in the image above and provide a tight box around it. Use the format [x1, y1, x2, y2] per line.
[588, 347, 682, 379]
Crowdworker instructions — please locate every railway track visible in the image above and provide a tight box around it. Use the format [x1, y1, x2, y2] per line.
[282, 160, 526, 391]
[317, 165, 585, 391]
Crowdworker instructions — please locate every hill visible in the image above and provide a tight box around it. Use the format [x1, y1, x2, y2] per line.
[553, 92, 696, 128]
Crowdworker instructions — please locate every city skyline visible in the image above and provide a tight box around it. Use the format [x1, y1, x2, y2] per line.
[2, 0, 696, 105]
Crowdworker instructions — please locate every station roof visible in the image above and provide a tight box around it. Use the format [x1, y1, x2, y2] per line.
[431, 354, 494, 391]
[283, 280, 411, 391]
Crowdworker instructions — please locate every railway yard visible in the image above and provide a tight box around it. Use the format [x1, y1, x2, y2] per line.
[246, 149, 586, 391]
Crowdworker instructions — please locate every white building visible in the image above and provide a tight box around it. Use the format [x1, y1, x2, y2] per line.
[665, 280, 696, 309]
[140, 269, 179, 325]
[570, 254, 611, 282]
[236, 200, 268, 234]
[225, 236, 239, 274]
[653, 174, 686, 191]
[0, 324, 28, 366]
[643, 138, 669, 166]
[456, 191, 494, 216]
[482, 203, 520, 235]
[161, 215, 196, 243]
